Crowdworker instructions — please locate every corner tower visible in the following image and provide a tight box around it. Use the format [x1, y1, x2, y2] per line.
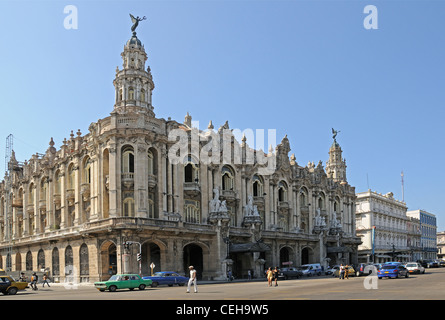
[113, 15, 155, 116]
[326, 128, 347, 183]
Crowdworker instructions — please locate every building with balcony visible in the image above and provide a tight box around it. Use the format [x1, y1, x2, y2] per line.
[355, 190, 410, 263]
[0, 23, 360, 282]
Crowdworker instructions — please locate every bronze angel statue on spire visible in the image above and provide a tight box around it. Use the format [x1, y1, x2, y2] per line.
[130, 14, 147, 33]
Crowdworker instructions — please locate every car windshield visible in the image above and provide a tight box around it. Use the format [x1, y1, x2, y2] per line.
[153, 272, 164, 276]
[406, 263, 417, 267]
[301, 266, 310, 270]
[109, 275, 120, 281]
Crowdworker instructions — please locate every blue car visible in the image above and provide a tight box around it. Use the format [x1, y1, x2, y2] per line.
[142, 271, 188, 287]
[378, 264, 409, 279]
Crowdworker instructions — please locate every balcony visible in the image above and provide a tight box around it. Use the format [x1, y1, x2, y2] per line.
[66, 189, 75, 206]
[121, 173, 134, 190]
[148, 174, 157, 189]
[81, 183, 90, 201]
[183, 182, 200, 193]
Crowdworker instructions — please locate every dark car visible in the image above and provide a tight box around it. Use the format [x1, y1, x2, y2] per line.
[142, 271, 188, 287]
[355, 263, 376, 277]
[278, 267, 303, 280]
[378, 264, 409, 279]
[419, 260, 439, 268]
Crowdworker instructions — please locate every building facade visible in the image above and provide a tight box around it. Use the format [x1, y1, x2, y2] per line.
[0, 28, 360, 282]
[406, 209, 437, 260]
[355, 190, 411, 263]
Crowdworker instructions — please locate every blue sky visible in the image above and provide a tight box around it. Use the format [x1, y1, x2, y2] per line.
[0, 0, 444, 230]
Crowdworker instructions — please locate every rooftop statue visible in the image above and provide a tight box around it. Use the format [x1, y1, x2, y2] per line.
[130, 14, 147, 33]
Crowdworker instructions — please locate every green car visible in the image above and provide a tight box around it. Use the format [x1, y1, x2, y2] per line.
[94, 274, 152, 292]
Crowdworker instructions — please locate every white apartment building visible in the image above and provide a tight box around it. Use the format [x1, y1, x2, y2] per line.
[355, 190, 410, 263]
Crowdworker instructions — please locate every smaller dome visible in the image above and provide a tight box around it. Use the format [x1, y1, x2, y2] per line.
[127, 32, 142, 47]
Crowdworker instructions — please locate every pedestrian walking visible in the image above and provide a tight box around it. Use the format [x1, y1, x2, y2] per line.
[339, 264, 345, 280]
[273, 267, 279, 287]
[42, 274, 50, 288]
[186, 266, 198, 293]
[30, 272, 38, 290]
[248, 269, 251, 281]
[344, 265, 349, 279]
[266, 267, 273, 287]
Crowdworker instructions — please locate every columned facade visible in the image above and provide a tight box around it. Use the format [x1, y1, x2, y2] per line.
[0, 28, 360, 282]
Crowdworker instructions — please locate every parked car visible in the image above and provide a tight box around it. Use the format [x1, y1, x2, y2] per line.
[326, 266, 339, 275]
[94, 274, 152, 292]
[0, 276, 27, 295]
[333, 265, 355, 278]
[404, 262, 425, 274]
[419, 260, 439, 268]
[142, 271, 188, 287]
[439, 260, 445, 267]
[377, 264, 409, 279]
[355, 263, 376, 277]
[300, 264, 323, 276]
[278, 267, 303, 280]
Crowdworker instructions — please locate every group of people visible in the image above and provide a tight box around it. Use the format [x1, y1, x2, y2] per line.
[266, 267, 280, 287]
[18, 272, 51, 290]
[338, 264, 350, 280]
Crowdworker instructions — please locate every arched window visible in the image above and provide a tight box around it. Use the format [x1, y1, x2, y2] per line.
[299, 188, 308, 206]
[140, 88, 146, 102]
[52, 248, 60, 277]
[26, 251, 33, 271]
[147, 150, 154, 175]
[83, 157, 91, 184]
[68, 164, 75, 189]
[40, 178, 47, 201]
[38, 249, 45, 270]
[252, 174, 264, 197]
[122, 147, 134, 173]
[128, 87, 135, 100]
[29, 183, 35, 204]
[147, 198, 155, 219]
[278, 181, 288, 202]
[55, 171, 62, 195]
[123, 197, 135, 217]
[79, 243, 89, 282]
[222, 166, 235, 191]
[183, 156, 199, 183]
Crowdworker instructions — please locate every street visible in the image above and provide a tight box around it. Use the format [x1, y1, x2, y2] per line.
[3, 268, 445, 300]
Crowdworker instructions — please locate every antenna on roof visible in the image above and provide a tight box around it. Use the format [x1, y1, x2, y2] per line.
[401, 171, 404, 202]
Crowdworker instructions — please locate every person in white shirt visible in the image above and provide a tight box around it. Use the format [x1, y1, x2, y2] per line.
[186, 265, 198, 293]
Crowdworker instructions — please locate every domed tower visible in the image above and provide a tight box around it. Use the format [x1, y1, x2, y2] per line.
[326, 128, 347, 183]
[113, 15, 155, 116]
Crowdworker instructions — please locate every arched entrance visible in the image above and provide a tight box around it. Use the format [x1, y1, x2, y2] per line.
[100, 241, 117, 281]
[280, 246, 294, 267]
[141, 242, 161, 276]
[183, 244, 203, 280]
[301, 247, 313, 265]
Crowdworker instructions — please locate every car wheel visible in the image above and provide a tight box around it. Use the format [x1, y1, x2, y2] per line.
[151, 282, 158, 287]
[405, 273, 409, 278]
[178, 283, 185, 286]
[7, 287, 17, 295]
[109, 285, 117, 292]
[168, 284, 173, 287]
[129, 288, 134, 291]
[138, 284, 146, 290]
[99, 289, 105, 292]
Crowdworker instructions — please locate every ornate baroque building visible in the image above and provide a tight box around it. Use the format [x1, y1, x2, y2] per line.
[0, 26, 360, 282]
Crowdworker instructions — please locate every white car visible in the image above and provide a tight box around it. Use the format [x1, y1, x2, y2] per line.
[404, 262, 425, 274]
